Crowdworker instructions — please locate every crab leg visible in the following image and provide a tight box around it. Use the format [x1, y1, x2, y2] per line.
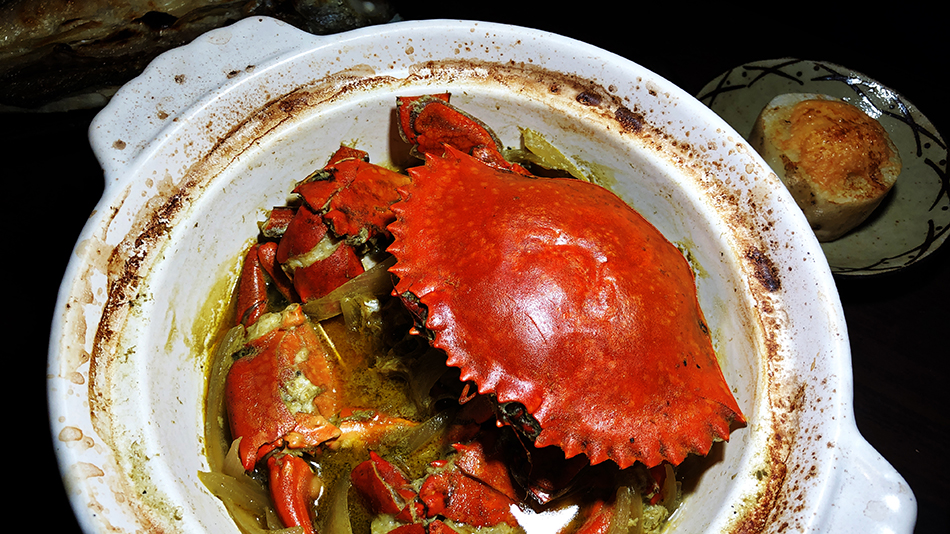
[235, 244, 268, 327]
[267, 453, 320, 534]
[257, 241, 297, 303]
[351, 451, 423, 522]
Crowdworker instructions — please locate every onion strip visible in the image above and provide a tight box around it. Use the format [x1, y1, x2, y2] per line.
[407, 349, 452, 411]
[302, 256, 396, 321]
[658, 463, 679, 512]
[405, 408, 456, 454]
[205, 325, 246, 471]
[200, 438, 307, 534]
[321, 473, 353, 534]
[607, 486, 631, 534]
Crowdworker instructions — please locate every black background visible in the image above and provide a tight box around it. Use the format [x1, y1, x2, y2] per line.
[14, 2, 946, 533]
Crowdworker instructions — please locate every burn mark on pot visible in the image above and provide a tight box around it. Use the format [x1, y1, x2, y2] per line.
[72, 461, 106, 479]
[412, 61, 655, 143]
[615, 107, 645, 133]
[89, 179, 196, 448]
[575, 90, 601, 106]
[745, 246, 781, 292]
[278, 93, 311, 115]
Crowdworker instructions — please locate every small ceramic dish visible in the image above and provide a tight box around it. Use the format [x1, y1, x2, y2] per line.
[698, 58, 949, 276]
[48, 19, 916, 534]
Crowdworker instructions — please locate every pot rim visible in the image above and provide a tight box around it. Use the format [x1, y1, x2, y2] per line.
[48, 16, 916, 534]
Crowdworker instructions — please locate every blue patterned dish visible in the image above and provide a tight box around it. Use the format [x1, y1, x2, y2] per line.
[699, 58, 948, 276]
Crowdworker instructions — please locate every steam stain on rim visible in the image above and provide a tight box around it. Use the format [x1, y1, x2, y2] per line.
[84, 57, 799, 533]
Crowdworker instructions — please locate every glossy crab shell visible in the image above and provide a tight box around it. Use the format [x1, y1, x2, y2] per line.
[388, 145, 745, 469]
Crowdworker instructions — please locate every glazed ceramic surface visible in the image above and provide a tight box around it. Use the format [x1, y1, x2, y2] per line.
[698, 58, 949, 276]
[48, 18, 915, 534]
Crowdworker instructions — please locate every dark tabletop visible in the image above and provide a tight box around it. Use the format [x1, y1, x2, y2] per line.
[16, 2, 946, 533]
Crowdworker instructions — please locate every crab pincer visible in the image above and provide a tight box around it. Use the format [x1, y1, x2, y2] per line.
[396, 94, 531, 175]
[351, 450, 424, 522]
[267, 453, 321, 534]
[293, 145, 410, 243]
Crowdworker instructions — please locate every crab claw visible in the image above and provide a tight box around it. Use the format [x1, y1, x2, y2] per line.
[235, 241, 302, 327]
[294, 145, 411, 243]
[235, 244, 268, 327]
[351, 451, 423, 521]
[451, 431, 520, 502]
[267, 453, 319, 534]
[418, 465, 519, 528]
[275, 203, 365, 302]
[257, 241, 298, 303]
[225, 304, 342, 470]
[396, 94, 530, 175]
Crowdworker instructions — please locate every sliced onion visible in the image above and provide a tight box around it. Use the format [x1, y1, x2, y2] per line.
[607, 485, 644, 534]
[518, 127, 590, 182]
[226, 503, 277, 534]
[407, 349, 452, 412]
[607, 486, 631, 534]
[405, 408, 456, 454]
[321, 474, 353, 534]
[222, 438, 247, 479]
[340, 293, 383, 335]
[199, 470, 270, 516]
[658, 463, 679, 512]
[205, 325, 246, 471]
[302, 256, 396, 321]
[630, 485, 645, 534]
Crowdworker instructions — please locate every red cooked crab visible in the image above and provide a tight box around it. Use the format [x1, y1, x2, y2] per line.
[389, 94, 745, 469]
[220, 94, 745, 533]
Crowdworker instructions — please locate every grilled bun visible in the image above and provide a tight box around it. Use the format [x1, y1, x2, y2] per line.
[750, 93, 901, 241]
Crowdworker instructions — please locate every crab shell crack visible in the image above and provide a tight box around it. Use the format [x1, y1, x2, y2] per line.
[387, 146, 745, 469]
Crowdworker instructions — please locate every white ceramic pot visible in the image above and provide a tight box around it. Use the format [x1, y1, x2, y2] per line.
[48, 16, 916, 534]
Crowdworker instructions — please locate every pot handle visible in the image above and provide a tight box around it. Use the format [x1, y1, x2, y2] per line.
[818, 428, 917, 533]
[88, 16, 319, 184]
